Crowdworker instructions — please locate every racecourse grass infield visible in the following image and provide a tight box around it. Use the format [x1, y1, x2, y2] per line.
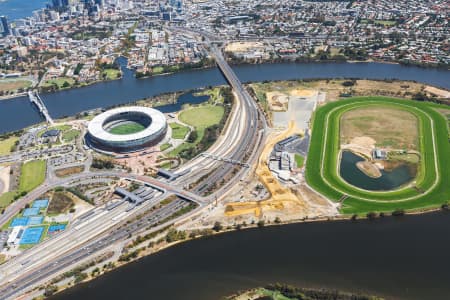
[305, 96, 450, 214]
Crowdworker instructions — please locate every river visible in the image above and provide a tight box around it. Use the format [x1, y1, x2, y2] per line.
[1, 61, 449, 134]
[52, 212, 450, 300]
[0, 0, 49, 20]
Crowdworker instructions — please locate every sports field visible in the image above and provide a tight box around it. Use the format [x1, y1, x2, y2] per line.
[108, 122, 146, 135]
[305, 96, 450, 214]
[19, 160, 46, 193]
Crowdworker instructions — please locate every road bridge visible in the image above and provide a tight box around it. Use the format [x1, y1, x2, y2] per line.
[28, 91, 54, 124]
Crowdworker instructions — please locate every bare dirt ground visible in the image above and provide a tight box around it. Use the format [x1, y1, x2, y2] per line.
[249, 79, 449, 104]
[225, 42, 265, 52]
[265, 91, 289, 111]
[114, 146, 160, 175]
[0, 166, 10, 194]
[356, 161, 382, 178]
[340, 106, 419, 150]
[424, 86, 450, 98]
[341, 136, 376, 158]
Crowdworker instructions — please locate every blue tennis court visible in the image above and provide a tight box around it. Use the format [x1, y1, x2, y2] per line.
[10, 217, 28, 227]
[23, 207, 40, 217]
[27, 216, 44, 226]
[48, 224, 66, 234]
[32, 199, 49, 208]
[20, 226, 45, 244]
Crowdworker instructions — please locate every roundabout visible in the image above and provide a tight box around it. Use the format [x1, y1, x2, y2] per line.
[305, 97, 450, 214]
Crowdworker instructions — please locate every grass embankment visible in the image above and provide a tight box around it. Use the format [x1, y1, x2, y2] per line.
[38, 125, 71, 137]
[0, 160, 47, 209]
[62, 129, 80, 142]
[41, 77, 75, 89]
[108, 123, 146, 135]
[169, 105, 225, 157]
[305, 96, 450, 214]
[0, 136, 18, 155]
[169, 122, 190, 139]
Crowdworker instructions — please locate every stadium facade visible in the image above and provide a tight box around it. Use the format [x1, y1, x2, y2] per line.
[87, 106, 167, 153]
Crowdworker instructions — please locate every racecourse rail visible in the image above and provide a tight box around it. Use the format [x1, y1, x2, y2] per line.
[305, 96, 450, 214]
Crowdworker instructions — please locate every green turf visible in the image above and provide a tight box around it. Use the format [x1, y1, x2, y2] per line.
[170, 122, 190, 139]
[108, 122, 146, 135]
[294, 154, 304, 168]
[0, 136, 18, 155]
[41, 77, 75, 89]
[19, 160, 46, 192]
[305, 96, 450, 214]
[62, 129, 80, 142]
[0, 191, 16, 209]
[170, 105, 224, 157]
[160, 143, 172, 151]
[102, 69, 121, 80]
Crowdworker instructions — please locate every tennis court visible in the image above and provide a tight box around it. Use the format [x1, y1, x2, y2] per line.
[27, 216, 44, 226]
[32, 199, 49, 208]
[48, 224, 66, 234]
[20, 226, 45, 244]
[23, 207, 40, 217]
[10, 217, 28, 227]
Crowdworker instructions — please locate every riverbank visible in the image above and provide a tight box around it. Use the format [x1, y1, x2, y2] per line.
[46, 210, 450, 300]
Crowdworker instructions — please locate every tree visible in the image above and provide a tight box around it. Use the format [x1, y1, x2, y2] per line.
[257, 220, 265, 228]
[212, 221, 223, 232]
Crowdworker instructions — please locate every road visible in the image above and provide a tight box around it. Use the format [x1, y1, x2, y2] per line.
[0, 31, 267, 299]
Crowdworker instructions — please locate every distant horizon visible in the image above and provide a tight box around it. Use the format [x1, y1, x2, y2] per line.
[0, 0, 48, 21]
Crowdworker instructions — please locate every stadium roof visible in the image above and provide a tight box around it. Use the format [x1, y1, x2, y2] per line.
[88, 106, 166, 142]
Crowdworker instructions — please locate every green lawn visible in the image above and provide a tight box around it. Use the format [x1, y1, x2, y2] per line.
[0, 136, 18, 155]
[41, 77, 75, 89]
[0, 191, 16, 209]
[170, 122, 190, 139]
[19, 160, 46, 192]
[178, 105, 224, 128]
[102, 69, 121, 80]
[294, 154, 304, 168]
[62, 129, 80, 142]
[152, 66, 164, 74]
[305, 96, 450, 214]
[108, 122, 146, 135]
[170, 105, 224, 157]
[160, 143, 172, 151]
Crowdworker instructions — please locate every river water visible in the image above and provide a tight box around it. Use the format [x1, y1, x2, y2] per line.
[53, 212, 450, 300]
[0, 0, 49, 20]
[3, 62, 450, 299]
[1, 61, 449, 134]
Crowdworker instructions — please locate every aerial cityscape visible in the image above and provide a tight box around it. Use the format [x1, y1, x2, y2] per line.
[0, 0, 449, 299]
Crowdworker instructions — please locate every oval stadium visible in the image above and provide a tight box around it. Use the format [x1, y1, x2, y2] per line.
[86, 106, 167, 153]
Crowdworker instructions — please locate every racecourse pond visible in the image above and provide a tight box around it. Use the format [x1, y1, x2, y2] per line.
[339, 150, 414, 191]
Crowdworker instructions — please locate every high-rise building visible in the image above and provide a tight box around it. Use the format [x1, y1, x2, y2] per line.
[0, 16, 10, 37]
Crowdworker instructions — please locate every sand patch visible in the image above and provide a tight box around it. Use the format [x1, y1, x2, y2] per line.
[225, 42, 264, 52]
[0, 166, 10, 194]
[341, 136, 376, 158]
[424, 86, 450, 98]
[356, 161, 382, 178]
[289, 89, 317, 97]
[266, 91, 289, 111]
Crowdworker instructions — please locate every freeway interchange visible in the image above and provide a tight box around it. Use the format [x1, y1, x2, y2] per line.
[0, 36, 266, 299]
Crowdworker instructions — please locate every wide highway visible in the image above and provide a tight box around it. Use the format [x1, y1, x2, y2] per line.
[0, 31, 266, 299]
